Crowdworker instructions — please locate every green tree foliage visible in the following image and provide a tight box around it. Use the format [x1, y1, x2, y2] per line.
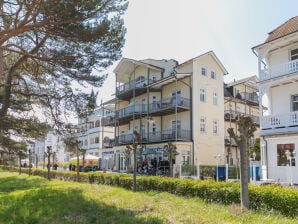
[0, 0, 127, 158]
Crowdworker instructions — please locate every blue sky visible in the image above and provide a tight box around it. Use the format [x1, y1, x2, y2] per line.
[97, 0, 298, 102]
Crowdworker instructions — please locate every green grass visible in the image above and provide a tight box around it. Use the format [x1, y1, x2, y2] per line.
[0, 172, 297, 224]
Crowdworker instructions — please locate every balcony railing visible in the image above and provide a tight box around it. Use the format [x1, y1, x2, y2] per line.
[261, 111, 298, 129]
[117, 104, 147, 119]
[224, 110, 259, 125]
[238, 92, 258, 104]
[260, 59, 298, 81]
[115, 129, 191, 145]
[149, 96, 191, 113]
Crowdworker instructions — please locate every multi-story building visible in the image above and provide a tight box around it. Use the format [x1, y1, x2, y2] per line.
[253, 16, 298, 184]
[224, 76, 260, 167]
[76, 105, 115, 156]
[103, 51, 228, 172]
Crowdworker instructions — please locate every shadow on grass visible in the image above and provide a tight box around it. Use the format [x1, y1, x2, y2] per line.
[0, 176, 162, 224]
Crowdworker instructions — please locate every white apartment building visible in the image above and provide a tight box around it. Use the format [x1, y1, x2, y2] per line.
[76, 106, 115, 156]
[102, 51, 228, 172]
[253, 16, 298, 184]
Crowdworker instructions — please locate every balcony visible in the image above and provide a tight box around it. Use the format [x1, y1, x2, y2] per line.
[237, 92, 259, 104]
[260, 59, 298, 81]
[148, 96, 191, 116]
[261, 111, 298, 132]
[116, 78, 162, 100]
[115, 129, 191, 145]
[224, 110, 259, 125]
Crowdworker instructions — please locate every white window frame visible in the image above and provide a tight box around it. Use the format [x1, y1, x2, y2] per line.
[211, 71, 216, 80]
[201, 67, 206, 76]
[291, 95, 298, 111]
[213, 91, 218, 106]
[200, 88, 206, 102]
[213, 119, 219, 135]
[291, 49, 298, 61]
[200, 117, 206, 133]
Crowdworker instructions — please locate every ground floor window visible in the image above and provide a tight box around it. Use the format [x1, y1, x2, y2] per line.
[277, 143, 295, 166]
[181, 151, 190, 164]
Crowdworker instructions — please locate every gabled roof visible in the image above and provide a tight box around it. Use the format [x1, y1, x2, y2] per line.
[265, 16, 298, 43]
[226, 75, 258, 90]
[113, 58, 164, 75]
[175, 51, 229, 75]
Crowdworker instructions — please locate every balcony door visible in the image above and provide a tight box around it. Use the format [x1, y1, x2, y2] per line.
[172, 120, 181, 139]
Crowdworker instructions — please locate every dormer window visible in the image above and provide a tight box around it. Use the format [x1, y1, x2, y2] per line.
[291, 49, 298, 60]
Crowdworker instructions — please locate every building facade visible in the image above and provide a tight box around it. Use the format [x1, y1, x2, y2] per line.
[224, 76, 260, 167]
[76, 106, 115, 157]
[253, 16, 298, 184]
[103, 51, 228, 172]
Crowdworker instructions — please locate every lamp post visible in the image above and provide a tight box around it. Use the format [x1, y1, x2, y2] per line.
[285, 150, 296, 186]
[214, 154, 221, 182]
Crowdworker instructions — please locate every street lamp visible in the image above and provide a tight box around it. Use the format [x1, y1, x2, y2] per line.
[214, 154, 222, 182]
[285, 149, 296, 186]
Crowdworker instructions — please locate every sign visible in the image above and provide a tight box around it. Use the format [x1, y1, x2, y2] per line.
[102, 151, 114, 155]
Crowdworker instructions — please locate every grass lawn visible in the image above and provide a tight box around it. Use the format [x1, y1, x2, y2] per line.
[0, 172, 297, 224]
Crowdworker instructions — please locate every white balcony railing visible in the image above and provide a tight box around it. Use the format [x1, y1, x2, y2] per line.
[261, 111, 298, 129]
[260, 59, 298, 81]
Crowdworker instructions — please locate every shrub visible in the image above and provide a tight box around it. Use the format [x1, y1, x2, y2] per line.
[1, 165, 297, 217]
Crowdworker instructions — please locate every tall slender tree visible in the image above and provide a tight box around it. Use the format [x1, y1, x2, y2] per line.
[164, 142, 179, 177]
[228, 115, 256, 211]
[126, 131, 142, 192]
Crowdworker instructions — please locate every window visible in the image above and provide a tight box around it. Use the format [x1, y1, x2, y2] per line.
[200, 117, 206, 133]
[95, 120, 101, 127]
[181, 151, 190, 165]
[152, 123, 156, 135]
[90, 122, 94, 129]
[277, 144, 295, 166]
[84, 139, 88, 146]
[95, 137, 99, 144]
[213, 120, 218, 135]
[200, 88, 206, 102]
[291, 49, 298, 60]
[152, 76, 157, 83]
[211, 71, 216, 79]
[213, 92, 218, 106]
[291, 95, 298, 111]
[201, 67, 206, 76]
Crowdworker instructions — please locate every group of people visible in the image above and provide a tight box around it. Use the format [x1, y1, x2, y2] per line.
[137, 158, 158, 174]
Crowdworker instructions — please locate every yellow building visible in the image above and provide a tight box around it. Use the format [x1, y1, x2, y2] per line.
[102, 51, 228, 172]
[224, 76, 260, 168]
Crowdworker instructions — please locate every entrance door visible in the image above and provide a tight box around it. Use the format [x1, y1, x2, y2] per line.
[172, 120, 181, 139]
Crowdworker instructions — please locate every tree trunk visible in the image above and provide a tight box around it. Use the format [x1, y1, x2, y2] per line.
[76, 148, 80, 182]
[19, 155, 22, 175]
[133, 148, 137, 192]
[240, 141, 249, 210]
[47, 154, 51, 180]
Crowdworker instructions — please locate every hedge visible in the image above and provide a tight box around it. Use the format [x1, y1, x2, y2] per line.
[1, 165, 297, 217]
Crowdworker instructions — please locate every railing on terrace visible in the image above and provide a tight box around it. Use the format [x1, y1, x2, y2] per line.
[261, 111, 298, 129]
[260, 59, 298, 81]
[238, 92, 258, 104]
[115, 129, 191, 145]
[149, 96, 191, 113]
[116, 76, 163, 94]
[117, 104, 147, 119]
[224, 110, 259, 124]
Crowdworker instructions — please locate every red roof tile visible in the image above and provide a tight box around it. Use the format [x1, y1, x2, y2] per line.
[265, 16, 298, 43]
